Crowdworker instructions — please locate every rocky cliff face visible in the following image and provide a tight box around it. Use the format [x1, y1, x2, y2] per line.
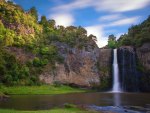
[39, 42, 112, 88]
[118, 44, 150, 92]
[118, 46, 139, 92]
[98, 49, 112, 90]
[137, 43, 150, 71]
[0, 1, 113, 88]
[136, 43, 150, 92]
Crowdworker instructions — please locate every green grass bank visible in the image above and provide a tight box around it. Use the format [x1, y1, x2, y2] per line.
[0, 85, 91, 95]
[0, 108, 99, 113]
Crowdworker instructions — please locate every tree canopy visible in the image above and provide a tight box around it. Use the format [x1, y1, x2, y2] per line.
[0, 0, 97, 85]
[117, 16, 150, 47]
[107, 34, 117, 49]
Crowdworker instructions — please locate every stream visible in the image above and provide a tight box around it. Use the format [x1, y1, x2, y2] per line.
[0, 92, 150, 113]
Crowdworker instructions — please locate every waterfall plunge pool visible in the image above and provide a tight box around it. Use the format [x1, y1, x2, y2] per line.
[0, 92, 150, 112]
[0, 49, 149, 112]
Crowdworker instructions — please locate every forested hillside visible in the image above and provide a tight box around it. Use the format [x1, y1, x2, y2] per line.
[0, 0, 98, 86]
[118, 16, 150, 47]
[107, 16, 150, 48]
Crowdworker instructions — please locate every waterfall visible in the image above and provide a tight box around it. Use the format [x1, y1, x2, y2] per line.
[112, 49, 121, 92]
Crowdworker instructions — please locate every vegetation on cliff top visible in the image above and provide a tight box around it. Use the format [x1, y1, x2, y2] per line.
[107, 16, 150, 48]
[107, 34, 117, 49]
[0, 0, 97, 86]
[118, 16, 150, 47]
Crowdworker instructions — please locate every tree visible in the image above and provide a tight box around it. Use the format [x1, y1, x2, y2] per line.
[108, 34, 116, 41]
[29, 7, 38, 21]
[107, 34, 117, 49]
[77, 26, 87, 38]
[48, 19, 56, 29]
[39, 16, 47, 26]
[117, 16, 150, 47]
[6, 0, 14, 4]
[117, 34, 132, 46]
[88, 34, 97, 42]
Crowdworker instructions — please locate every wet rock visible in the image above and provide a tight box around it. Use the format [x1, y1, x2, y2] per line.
[118, 47, 139, 92]
[137, 43, 150, 71]
[136, 43, 150, 92]
[88, 105, 147, 113]
[117, 44, 150, 92]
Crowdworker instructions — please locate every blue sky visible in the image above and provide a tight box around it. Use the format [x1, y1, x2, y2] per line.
[12, 0, 150, 47]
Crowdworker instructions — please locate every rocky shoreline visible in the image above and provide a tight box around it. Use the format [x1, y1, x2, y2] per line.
[86, 105, 150, 113]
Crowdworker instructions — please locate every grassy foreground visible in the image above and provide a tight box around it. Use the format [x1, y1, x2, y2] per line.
[0, 103, 99, 113]
[0, 108, 98, 113]
[0, 85, 90, 95]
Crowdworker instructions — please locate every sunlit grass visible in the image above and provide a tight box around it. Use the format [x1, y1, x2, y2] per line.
[0, 108, 98, 113]
[0, 104, 98, 113]
[0, 85, 90, 95]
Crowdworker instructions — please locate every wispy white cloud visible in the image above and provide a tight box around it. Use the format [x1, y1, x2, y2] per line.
[99, 14, 123, 21]
[116, 32, 125, 40]
[49, 0, 149, 47]
[86, 25, 103, 38]
[49, 13, 74, 27]
[85, 16, 140, 47]
[85, 25, 107, 48]
[51, 0, 150, 13]
[96, 37, 108, 48]
[104, 16, 140, 27]
[95, 0, 150, 12]
[51, 0, 91, 12]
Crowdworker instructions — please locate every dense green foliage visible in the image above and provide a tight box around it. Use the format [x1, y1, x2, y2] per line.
[117, 16, 150, 47]
[107, 16, 150, 48]
[107, 34, 118, 49]
[29, 7, 38, 21]
[0, 49, 39, 85]
[0, 1, 96, 86]
[0, 1, 42, 46]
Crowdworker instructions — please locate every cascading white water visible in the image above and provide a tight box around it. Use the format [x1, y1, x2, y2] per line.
[112, 49, 121, 92]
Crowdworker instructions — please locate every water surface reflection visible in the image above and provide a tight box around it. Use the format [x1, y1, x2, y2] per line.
[0, 92, 149, 110]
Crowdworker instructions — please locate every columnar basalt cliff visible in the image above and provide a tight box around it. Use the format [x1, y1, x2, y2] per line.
[136, 43, 150, 92]
[137, 43, 150, 71]
[98, 49, 112, 90]
[118, 44, 150, 92]
[1, 1, 150, 92]
[118, 47, 139, 92]
[115, 15, 150, 92]
[40, 42, 113, 88]
[0, 1, 113, 88]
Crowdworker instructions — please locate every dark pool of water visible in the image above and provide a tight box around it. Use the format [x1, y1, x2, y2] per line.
[0, 92, 150, 111]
